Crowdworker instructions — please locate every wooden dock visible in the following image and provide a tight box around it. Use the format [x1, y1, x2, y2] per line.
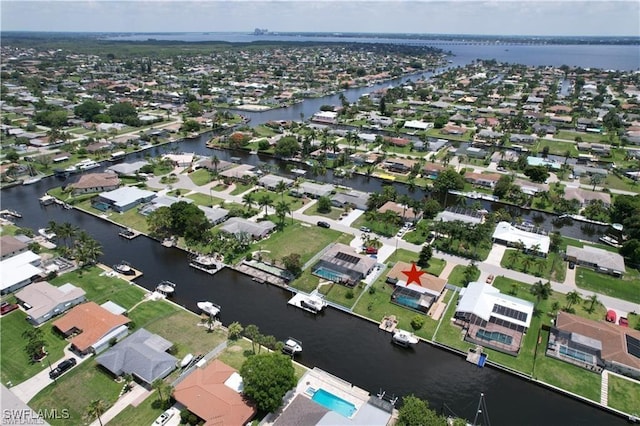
[379, 315, 398, 333]
[466, 345, 488, 367]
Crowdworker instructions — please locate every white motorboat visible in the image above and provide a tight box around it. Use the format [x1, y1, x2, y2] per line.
[38, 228, 56, 240]
[197, 301, 221, 317]
[282, 337, 303, 356]
[288, 292, 328, 314]
[189, 254, 221, 274]
[77, 159, 100, 171]
[23, 176, 42, 185]
[179, 353, 194, 368]
[155, 280, 176, 296]
[39, 194, 56, 205]
[113, 261, 135, 276]
[392, 329, 419, 347]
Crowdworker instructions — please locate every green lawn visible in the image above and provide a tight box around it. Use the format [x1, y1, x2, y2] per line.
[109, 208, 151, 234]
[557, 130, 607, 144]
[108, 394, 163, 426]
[50, 267, 147, 310]
[186, 192, 224, 207]
[390, 248, 446, 276]
[318, 282, 366, 309]
[189, 169, 215, 186]
[350, 215, 401, 238]
[575, 267, 640, 304]
[126, 300, 180, 330]
[289, 269, 321, 293]
[0, 311, 69, 385]
[500, 250, 566, 282]
[250, 189, 306, 211]
[446, 264, 480, 286]
[250, 222, 350, 266]
[30, 359, 122, 426]
[602, 173, 640, 192]
[230, 182, 254, 195]
[536, 139, 579, 157]
[302, 204, 345, 220]
[608, 375, 640, 415]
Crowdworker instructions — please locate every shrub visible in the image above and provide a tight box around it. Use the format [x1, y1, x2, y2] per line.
[345, 289, 354, 299]
[410, 315, 425, 331]
[368, 286, 376, 295]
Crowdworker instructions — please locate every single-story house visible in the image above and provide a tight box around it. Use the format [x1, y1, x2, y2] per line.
[219, 164, 256, 181]
[492, 221, 550, 256]
[106, 161, 149, 176]
[330, 190, 369, 211]
[0, 251, 43, 295]
[404, 120, 433, 130]
[464, 172, 501, 189]
[454, 281, 534, 355]
[163, 153, 195, 167]
[173, 359, 256, 425]
[258, 174, 294, 191]
[312, 243, 377, 287]
[97, 187, 157, 212]
[15, 281, 86, 325]
[435, 207, 484, 225]
[195, 158, 234, 173]
[139, 195, 192, 216]
[527, 156, 562, 170]
[96, 328, 178, 384]
[383, 157, 417, 173]
[377, 201, 422, 223]
[52, 301, 131, 355]
[199, 206, 230, 225]
[547, 311, 640, 379]
[386, 261, 446, 299]
[220, 218, 276, 240]
[476, 129, 504, 143]
[70, 172, 121, 195]
[457, 146, 487, 159]
[512, 178, 548, 196]
[292, 182, 335, 198]
[0, 235, 28, 260]
[565, 246, 625, 277]
[510, 134, 537, 144]
[311, 111, 338, 124]
[564, 187, 611, 207]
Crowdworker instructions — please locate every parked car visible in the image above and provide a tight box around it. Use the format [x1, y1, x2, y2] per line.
[365, 247, 378, 255]
[317, 221, 330, 228]
[359, 226, 371, 233]
[49, 358, 76, 379]
[568, 261, 575, 269]
[153, 408, 176, 425]
[619, 317, 629, 327]
[0, 302, 18, 315]
[486, 274, 494, 284]
[606, 310, 617, 323]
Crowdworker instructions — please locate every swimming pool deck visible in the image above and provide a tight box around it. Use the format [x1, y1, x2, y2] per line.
[296, 368, 370, 416]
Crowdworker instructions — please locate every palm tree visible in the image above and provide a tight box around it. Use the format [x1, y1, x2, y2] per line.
[586, 294, 599, 314]
[85, 399, 107, 426]
[565, 290, 582, 310]
[258, 194, 273, 217]
[75, 236, 103, 267]
[242, 192, 255, 212]
[152, 379, 168, 402]
[274, 201, 291, 227]
[275, 180, 287, 202]
[58, 222, 79, 248]
[508, 249, 521, 265]
[529, 280, 553, 305]
[521, 256, 534, 273]
[210, 154, 220, 175]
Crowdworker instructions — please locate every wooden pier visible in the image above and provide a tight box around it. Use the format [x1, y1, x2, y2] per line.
[379, 315, 398, 333]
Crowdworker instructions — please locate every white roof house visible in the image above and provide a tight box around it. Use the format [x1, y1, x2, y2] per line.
[0, 251, 43, 294]
[404, 120, 432, 130]
[492, 221, 550, 255]
[457, 281, 534, 330]
[99, 187, 156, 212]
[15, 281, 86, 325]
[295, 182, 335, 198]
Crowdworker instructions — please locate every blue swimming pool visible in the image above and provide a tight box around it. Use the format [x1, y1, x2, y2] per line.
[394, 295, 420, 310]
[310, 388, 357, 418]
[313, 266, 342, 282]
[476, 329, 513, 345]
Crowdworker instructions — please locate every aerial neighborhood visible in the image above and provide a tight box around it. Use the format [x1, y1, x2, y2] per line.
[1, 31, 639, 426]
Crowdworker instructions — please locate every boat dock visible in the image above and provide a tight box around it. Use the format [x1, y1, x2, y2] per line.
[466, 345, 488, 368]
[288, 291, 328, 314]
[379, 315, 398, 333]
[98, 263, 143, 282]
[118, 228, 141, 240]
[0, 209, 22, 219]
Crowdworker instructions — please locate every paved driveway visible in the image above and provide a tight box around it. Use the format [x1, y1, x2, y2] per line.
[9, 345, 89, 403]
[485, 244, 507, 266]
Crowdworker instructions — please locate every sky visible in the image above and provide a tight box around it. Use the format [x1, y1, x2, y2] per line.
[1, 1, 639, 37]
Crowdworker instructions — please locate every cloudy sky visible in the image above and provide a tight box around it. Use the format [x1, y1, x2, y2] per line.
[2, 1, 639, 36]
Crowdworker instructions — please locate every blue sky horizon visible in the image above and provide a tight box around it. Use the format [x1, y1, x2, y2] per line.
[2, 1, 639, 37]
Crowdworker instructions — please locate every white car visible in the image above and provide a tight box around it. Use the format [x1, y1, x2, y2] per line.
[153, 409, 175, 426]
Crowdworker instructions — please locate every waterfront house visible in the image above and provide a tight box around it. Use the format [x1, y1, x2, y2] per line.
[331, 190, 369, 211]
[106, 161, 150, 176]
[220, 217, 276, 240]
[377, 201, 422, 223]
[15, 281, 86, 325]
[292, 181, 335, 198]
[311, 111, 338, 124]
[96, 328, 177, 385]
[563, 187, 611, 208]
[457, 146, 487, 159]
[464, 172, 501, 189]
[52, 301, 130, 355]
[565, 246, 625, 277]
[492, 222, 550, 256]
[311, 243, 377, 287]
[70, 172, 121, 195]
[96, 187, 157, 212]
[0, 235, 28, 260]
[435, 207, 484, 225]
[0, 250, 43, 295]
[382, 157, 416, 174]
[199, 206, 230, 226]
[219, 164, 256, 182]
[139, 195, 193, 216]
[258, 174, 294, 191]
[547, 312, 640, 380]
[386, 261, 446, 314]
[454, 281, 534, 355]
[173, 359, 256, 426]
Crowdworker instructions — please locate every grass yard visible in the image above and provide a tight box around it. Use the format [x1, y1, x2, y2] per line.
[109, 208, 151, 234]
[575, 267, 640, 304]
[140, 305, 227, 359]
[250, 189, 306, 211]
[390, 248, 446, 277]
[290, 269, 321, 293]
[250, 222, 350, 266]
[230, 182, 255, 195]
[0, 311, 69, 385]
[446, 264, 480, 286]
[126, 300, 180, 330]
[318, 282, 366, 309]
[536, 139, 579, 157]
[186, 192, 224, 206]
[350, 215, 402, 238]
[189, 169, 215, 186]
[500, 250, 566, 282]
[302, 204, 345, 220]
[557, 130, 607, 144]
[30, 359, 122, 426]
[51, 267, 147, 310]
[608, 375, 640, 415]
[603, 173, 640, 192]
[108, 394, 163, 426]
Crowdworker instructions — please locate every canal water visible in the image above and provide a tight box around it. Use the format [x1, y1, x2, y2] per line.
[1, 177, 625, 425]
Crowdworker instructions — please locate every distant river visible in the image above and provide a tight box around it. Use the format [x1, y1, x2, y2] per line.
[104, 32, 640, 71]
